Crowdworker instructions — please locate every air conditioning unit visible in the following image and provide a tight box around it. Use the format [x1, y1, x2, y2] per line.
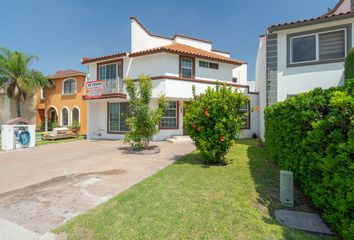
[280, 170, 294, 207]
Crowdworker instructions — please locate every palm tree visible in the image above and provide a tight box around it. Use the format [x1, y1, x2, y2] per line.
[0, 47, 51, 118]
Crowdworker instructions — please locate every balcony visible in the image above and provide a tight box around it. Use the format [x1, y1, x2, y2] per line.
[83, 78, 126, 99]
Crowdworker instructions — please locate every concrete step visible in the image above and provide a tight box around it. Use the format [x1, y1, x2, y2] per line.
[166, 135, 193, 143]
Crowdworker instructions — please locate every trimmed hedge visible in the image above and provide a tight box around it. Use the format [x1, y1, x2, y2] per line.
[264, 79, 354, 239]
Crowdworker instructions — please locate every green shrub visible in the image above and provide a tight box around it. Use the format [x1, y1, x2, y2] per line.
[124, 74, 167, 149]
[71, 120, 80, 129]
[184, 84, 245, 165]
[344, 48, 354, 80]
[264, 79, 354, 238]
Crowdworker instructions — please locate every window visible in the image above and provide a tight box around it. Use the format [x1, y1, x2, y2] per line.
[61, 108, 69, 126]
[199, 61, 209, 68]
[290, 28, 346, 64]
[181, 57, 193, 78]
[63, 79, 76, 94]
[160, 101, 178, 129]
[99, 63, 118, 80]
[209, 63, 219, 69]
[72, 107, 80, 123]
[239, 101, 250, 129]
[232, 77, 238, 83]
[108, 102, 130, 132]
[199, 60, 219, 70]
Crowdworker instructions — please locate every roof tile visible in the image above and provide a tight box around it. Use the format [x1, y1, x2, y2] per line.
[48, 69, 85, 79]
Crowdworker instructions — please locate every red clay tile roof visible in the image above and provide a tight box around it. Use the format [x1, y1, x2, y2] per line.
[48, 69, 85, 79]
[268, 10, 353, 32]
[81, 52, 128, 64]
[129, 43, 245, 65]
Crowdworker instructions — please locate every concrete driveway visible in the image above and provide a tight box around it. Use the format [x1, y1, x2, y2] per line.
[0, 140, 194, 238]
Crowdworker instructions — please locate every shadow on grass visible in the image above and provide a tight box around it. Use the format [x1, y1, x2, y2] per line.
[237, 139, 334, 240]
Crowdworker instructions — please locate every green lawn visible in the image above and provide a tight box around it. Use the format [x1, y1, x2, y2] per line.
[55, 139, 334, 240]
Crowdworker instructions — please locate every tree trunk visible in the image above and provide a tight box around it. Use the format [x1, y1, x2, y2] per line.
[16, 97, 21, 118]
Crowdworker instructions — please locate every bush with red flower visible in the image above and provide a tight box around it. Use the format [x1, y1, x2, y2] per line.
[184, 84, 246, 165]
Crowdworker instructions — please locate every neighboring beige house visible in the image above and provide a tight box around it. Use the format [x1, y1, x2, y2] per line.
[0, 86, 36, 125]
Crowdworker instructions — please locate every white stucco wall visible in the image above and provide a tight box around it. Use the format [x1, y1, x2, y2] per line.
[131, 19, 172, 53]
[255, 36, 267, 140]
[232, 64, 248, 85]
[173, 36, 212, 51]
[276, 18, 354, 102]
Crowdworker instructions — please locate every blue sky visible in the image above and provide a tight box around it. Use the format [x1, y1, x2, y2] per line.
[1, 0, 338, 81]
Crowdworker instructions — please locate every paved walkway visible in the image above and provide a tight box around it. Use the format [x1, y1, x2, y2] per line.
[0, 140, 195, 238]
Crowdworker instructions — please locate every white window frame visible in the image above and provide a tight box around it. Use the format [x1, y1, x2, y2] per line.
[99, 63, 119, 81]
[71, 106, 80, 124]
[160, 101, 178, 129]
[290, 28, 347, 65]
[61, 106, 69, 127]
[62, 78, 77, 95]
[181, 57, 193, 79]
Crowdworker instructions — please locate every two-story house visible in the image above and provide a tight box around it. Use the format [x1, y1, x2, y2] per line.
[36, 69, 87, 134]
[82, 17, 258, 141]
[255, 0, 354, 139]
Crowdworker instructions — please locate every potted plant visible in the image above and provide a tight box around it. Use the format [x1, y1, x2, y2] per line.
[70, 120, 80, 136]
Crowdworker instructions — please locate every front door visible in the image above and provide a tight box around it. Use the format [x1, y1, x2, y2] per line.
[182, 101, 190, 135]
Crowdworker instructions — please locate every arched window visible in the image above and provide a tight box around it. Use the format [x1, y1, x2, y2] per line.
[62, 79, 76, 94]
[72, 107, 80, 123]
[61, 108, 69, 126]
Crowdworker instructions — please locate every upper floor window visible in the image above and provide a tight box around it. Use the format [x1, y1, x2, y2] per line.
[99, 63, 118, 80]
[199, 60, 219, 70]
[290, 28, 346, 65]
[180, 57, 194, 78]
[63, 79, 76, 94]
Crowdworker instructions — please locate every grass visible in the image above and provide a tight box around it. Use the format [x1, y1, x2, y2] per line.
[35, 134, 86, 147]
[55, 139, 335, 240]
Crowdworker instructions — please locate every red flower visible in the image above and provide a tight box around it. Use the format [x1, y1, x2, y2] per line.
[219, 136, 225, 142]
[255, 106, 260, 111]
[204, 108, 209, 117]
[192, 123, 197, 129]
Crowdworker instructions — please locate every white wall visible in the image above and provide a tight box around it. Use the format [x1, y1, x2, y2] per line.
[195, 58, 235, 82]
[131, 19, 172, 52]
[276, 18, 354, 102]
[173, 36, 212, 51]
[255, 36, 267, 140]
[125, 53, 178, 79]
[232, 64, 248, 85]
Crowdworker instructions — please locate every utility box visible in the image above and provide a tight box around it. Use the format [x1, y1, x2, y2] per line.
[280, 170, 294, 207]
[1, 118, 35, 151]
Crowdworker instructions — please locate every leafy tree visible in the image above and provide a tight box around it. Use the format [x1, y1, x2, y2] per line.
[344, 48, 354, 80]
[184, 84, 246, 165]
[0, 47, 51, 118]
[124, 74, 167, 149]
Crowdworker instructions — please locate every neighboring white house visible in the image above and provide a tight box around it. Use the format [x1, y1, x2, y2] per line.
[255, 0, 354, 140]
[82, 17, 258, 141]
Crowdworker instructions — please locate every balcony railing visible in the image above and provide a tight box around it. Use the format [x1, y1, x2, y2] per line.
[84, 78, 123, 99]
